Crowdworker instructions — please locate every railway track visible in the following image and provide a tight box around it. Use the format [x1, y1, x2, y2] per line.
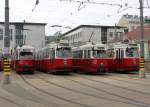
[63, 73, 150, 107]
[107, 73, 150, 83]
[103, 74, 150, 87]
[19, 74, 92, 107]
[36, 74, 147, 107]
[73, 73, 150, 95]
[0, 95, 25, 107]
[36, 72, 150, 107]
[0, 72, 25, 107]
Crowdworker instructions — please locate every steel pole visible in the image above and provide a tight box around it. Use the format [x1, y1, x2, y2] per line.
[3, 0, 11, 84]
[139, 0, 146, 78]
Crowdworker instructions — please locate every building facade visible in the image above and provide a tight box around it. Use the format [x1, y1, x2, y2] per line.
[0, 22, 46, 49]
[117, 14, 150, 32]
[62, 25, 125, 46]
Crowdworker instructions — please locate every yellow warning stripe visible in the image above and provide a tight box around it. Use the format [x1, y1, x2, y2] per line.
[3, 59, 9, 61]
[3, 62, 10, 64]
[4, 69, 11, 71]
[139, 63, 145, 66]
[3, 60, 9, 62]
[4, 72, 11, 75]
[140, 66, 145, 68]
[4, 66, 10, 68]
[140, 61, 145, 63]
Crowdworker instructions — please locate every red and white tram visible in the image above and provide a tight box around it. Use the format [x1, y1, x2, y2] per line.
[12, 45, 35, 74]
[107, 42, 140, 72]
[72, 42, 109, 74]
[36, 40, 72, 74]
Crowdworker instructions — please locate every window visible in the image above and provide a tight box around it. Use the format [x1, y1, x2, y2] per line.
[0, 29, 3, 40]
[84, 50, 91, 58]
[126, 47, 139, 57]
[15, 24, 23, 46]
[73, 50, 83, 58]
[101, 28, 107, 44]
[109, 32, 113, 38]
[93, 50, 107, 58]
[9, 29, 13, 40]
[19, 52, 34, 59]
[107, 49, 115, 58]
[117, 32, 123, 38]
[56, 47, 72, 58]
[0, 29, 13, 40]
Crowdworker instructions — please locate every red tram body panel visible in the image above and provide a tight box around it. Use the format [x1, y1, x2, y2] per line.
[14, 60, 35, 73]
[107, 42, 140, 72]
[72, 43, 109, 74]
[36, 40, 72, 74]
[12, 45, 35, 74]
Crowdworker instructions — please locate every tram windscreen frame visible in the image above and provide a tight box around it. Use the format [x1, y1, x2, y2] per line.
[19, 51, 34, 59]
[92, 50, 107, 58]
[125, 47, 139, 57]
[56, 47, 72, 58]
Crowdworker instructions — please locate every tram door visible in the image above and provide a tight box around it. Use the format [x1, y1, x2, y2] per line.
[115, 48, 124, 71]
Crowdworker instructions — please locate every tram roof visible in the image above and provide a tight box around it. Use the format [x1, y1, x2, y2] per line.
[108, 42, 138, 49]
[20, 45, 35, 50]
[94, 43, 106, 47]
[45, 42, 71, 49]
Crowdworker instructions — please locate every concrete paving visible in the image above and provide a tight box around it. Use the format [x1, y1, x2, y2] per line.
[0, 71, 150, 107]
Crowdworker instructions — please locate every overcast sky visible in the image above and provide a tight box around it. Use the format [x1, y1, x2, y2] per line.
[0, 0, 150, 35]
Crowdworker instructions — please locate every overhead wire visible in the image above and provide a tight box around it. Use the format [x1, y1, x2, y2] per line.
[60, 0, 122, 7]
[146, 0, 150, 8]
[32, 0, 40, 12]
[29, 0, 149, 34]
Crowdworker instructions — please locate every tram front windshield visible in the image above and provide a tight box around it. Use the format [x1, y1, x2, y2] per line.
[126, 47, 139, 57]
[20, 51, 34, 59]
[93, 50, 107, 58]
[56, 47, 72, 58]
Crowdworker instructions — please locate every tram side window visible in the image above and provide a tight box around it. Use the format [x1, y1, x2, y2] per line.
[46, 49, 49, 58]
[87, 50, 91, 58]
[84, 50, 91, 59]
[126, 47, 139, 57]
[84, 50, 87, 58]
[116, 50, 119, 59]
[78, 50, 83, 58]
[107, 49, 114, 58]
[43, 50, 46, 58]
[121, 50, 124, 58]
[20, 52, 33, 56]
[73, 51, 77, 58]
[73, 50, 83, 58]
